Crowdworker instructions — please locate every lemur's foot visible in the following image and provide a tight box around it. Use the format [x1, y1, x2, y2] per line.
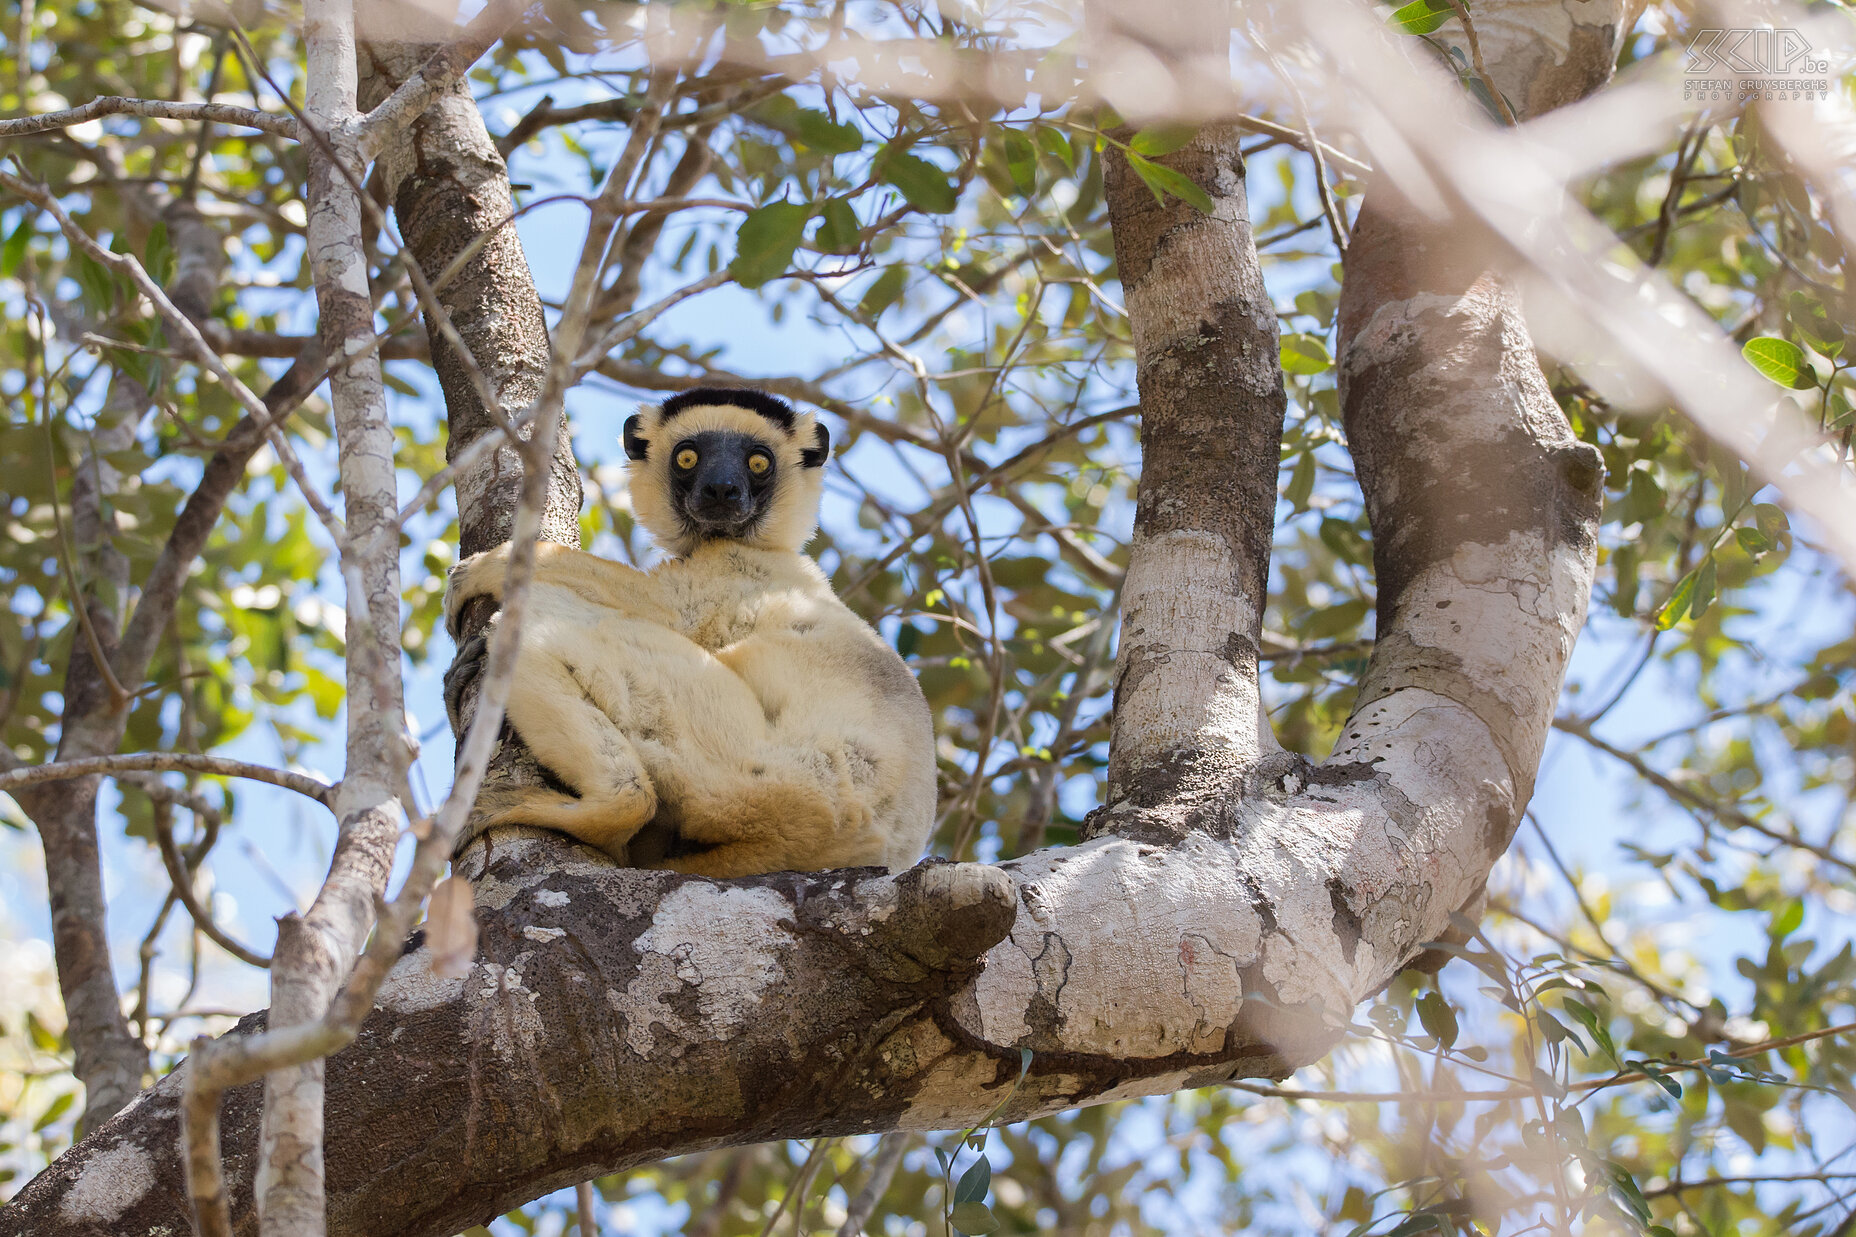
[475, 776, 659, 861]
[443, 546, 512, 636]
[443, 630, 488, 734]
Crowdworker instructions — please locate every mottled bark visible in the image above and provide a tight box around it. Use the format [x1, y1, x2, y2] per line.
[1099, 126, 1286, 819]
[252, 2, 410, 1229]
[1434, 0, 1645, 121]
[1334, 0, 1632, 817]
[15, 368, 149, 1134]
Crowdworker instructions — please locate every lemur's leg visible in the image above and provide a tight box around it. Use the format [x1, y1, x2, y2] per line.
[634, 741, 847, 876]
[476, 610, 658, 858]
[653, 792, 885, 877]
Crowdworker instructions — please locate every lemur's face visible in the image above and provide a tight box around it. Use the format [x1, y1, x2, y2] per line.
[623, 389, 831, 556]
[666, 429, 778, 539]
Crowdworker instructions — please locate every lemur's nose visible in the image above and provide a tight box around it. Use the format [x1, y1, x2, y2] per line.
[702, 480, 743, 504]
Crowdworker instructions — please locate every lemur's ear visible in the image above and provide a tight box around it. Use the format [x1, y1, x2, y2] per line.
[799, 421, 830, 469]
[622, 414, 650, 461]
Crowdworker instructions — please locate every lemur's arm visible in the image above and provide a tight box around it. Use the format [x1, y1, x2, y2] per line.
[444, 542, 663, 635]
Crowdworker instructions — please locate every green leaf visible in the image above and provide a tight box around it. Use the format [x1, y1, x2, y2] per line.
[1772, 896, 1805, 940]
[1415, 992, 1458, 1049]
[1284, 450, 1316, 513]
[1606, 1161, 1653, 1224]
[815, 198, 862, 255]
[953, 1157, 991, 1204]
[860, 265, 908, 319]
[26, 1011, 62, 1053]
[1387, 0, 1455, 35]
[1655, 568, 1698, 631]
[0, 216, 32, 280]
[1129, 123, 1198, 158]
[1304, 598, 1368, 641]
[729, 200, 813, 289]
[1638, 1062, 1683, 1100]
[1788, 290, 1844, 358]
[881, 151, 958, 213]
[1002, 128, 1037, 196]
[949, 1202, 999, 1235]
[1035, 125, 1074, 170]
[1124, 152, 1214, 214]
[1734, 525, 1770, 555]
[794, 109, 863, 155]
[72, 251, 119, 315]
[1561, 998, 1619, 1064]
[33, 1091, 75, 1132]
[1742, 336, 1816, 389]
[1280, 332, 1332, 376]
[1687, 555, 1717, 622]
[143, 220, 174, 287]
[1754, 502, 1791, 547]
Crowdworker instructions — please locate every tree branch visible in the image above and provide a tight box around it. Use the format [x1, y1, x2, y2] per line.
[0, 95, 299, 139]
[0, 753, 334, 807]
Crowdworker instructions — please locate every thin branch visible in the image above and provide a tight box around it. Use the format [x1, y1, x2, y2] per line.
[837, 1133, 909, 1237]
[576, 1181, 599, 1236]
[147, 795, 272, 968]
[1444, 1, 1518, 125]
[0, 753, 334, 807]
[1229, 1018, 1856, 1105]
[1555, 716, 1856, 878]
[1645, 1172, 1856, 1201]
[0, 95, 298, 140]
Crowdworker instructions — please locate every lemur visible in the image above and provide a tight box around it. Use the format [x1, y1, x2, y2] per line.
[444, 389, 935, 878]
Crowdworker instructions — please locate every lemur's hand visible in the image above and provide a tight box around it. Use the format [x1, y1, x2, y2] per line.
[443, 545, 513, 637]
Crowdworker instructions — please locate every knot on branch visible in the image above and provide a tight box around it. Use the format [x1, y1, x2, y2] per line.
[1553, 439, 1605, 502]
[826, 859, 1018, 984]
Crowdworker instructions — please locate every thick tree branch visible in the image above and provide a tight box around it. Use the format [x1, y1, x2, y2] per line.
[355, 0, 523, 161]
[1097, 123, 1287, 818]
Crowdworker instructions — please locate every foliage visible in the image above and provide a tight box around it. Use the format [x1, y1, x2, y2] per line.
[2, 1, 1855, 1233]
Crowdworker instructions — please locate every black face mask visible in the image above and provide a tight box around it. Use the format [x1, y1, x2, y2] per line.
[664, 430, 778, 537]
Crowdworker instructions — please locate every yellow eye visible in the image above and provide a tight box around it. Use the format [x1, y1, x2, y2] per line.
[746, 452, 771, 476]
[674, 447, 699, 470]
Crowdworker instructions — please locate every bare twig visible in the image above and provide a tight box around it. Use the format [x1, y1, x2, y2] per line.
[0, 168, 346, 545]
[1444, 1, 1518, 125]
[576, 1181, 600, 1236]
[0, 752, 334, 806]
[147, 797, 272, 968]
[0, 95, 298, 139]
[836, 1133, 909, 1237]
